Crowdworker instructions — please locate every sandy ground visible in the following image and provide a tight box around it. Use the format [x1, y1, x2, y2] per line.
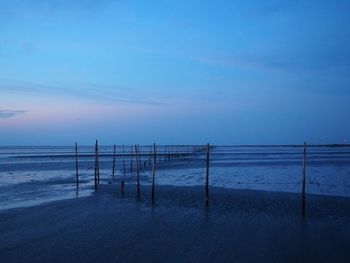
[1, 185, 350, 263]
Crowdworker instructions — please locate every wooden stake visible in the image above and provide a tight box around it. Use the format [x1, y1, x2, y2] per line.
[94, 140, 98, 191]
[135, 145, 141, 200]
[152, 143, 156, 204]
[205, 143, 210, 207]
[97, 140, 100, 185]
[75, 142, 79, 187]
[138, 145, 142, 171]
[121, 145, 125, 195]
[130, 146, 133, 177]
[148, 145, 152, 166]
[302, 142, 307, 216]
[112, 144, 116, 180]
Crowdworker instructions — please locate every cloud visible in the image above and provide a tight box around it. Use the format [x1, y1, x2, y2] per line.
[0, 79, 167, 106]
[0, 110, 27, 119]
[197, 48, 350, 73]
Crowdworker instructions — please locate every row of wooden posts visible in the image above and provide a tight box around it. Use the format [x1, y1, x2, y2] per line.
[74, 142, 210, 205]
[74, 142, 308, 213]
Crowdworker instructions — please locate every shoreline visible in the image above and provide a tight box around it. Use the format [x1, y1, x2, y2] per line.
[2, 183, 350, 215]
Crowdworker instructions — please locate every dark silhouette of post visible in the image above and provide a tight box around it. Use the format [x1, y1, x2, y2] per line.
[302, 142, 307, 216]
[112, 144, 116, 179]
[135, 145, 141, 200]
[152, 143, 156, 204]
[148, 145, 152, 166]
[75, 142, 79, 187]
[164, 146, 167, 162]
[137, 145, 142, 171]
[97, 141, 100, 185]
[130, 146, 133, 177]
[205, 143, 210, 207]
[94, 140, 98, 191]
[121, 145, 125, 195]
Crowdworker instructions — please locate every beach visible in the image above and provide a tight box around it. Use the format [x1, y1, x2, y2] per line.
[1, 184, 350, 262]
[2, 0, 349, 261]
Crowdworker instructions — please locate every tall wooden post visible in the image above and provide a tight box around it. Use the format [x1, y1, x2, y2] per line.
[94, 140, 98, 191]
[121, 145, 125, 195]
[75, 142, 79, 187]
[149, 145, 152, 166]
[97, 140, 100, 185]
[152, 143, 156, 204]
[302, 142, 307, 216]
[112, 144, 116, 180]
[138, 145, 142, 171]
[135, 145, 141, 200]
[167, 146, 170, 161]
[164, 145, 166, 162]
[205, 143, 210, 207]
[130, 146, 133, 177]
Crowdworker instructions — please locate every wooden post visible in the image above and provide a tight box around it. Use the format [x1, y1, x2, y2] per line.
[205, 143, 210, 207]
[97, 140, 100, 185]
[130, 146, 133, 177]
[121, 145, 125, 195]
[164, 145, 166, 162]
[135, 145, 141, 200]
[75, 142, 79, 187]
[94, 140, 98, 191]
[138, 145, 142, 171]
[149, 145, 152, 166]
[302, 142, 307, 216]
[112, 144, 116, 180]
[152, 143, 156, 204]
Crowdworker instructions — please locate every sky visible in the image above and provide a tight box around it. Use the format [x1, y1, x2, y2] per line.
[0, 0, 350, 145]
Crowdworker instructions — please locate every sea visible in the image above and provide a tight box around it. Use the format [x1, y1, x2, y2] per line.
[1, 145, 349, 210]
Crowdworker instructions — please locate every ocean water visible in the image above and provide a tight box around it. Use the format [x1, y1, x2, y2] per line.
[0, 145, 349, 210]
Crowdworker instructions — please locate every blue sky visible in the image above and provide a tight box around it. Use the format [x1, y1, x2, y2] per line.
[0, 0, 349, 145]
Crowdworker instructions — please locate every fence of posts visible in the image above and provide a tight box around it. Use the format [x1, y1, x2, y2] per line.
[70, 143, 348, 216]
[302, 142, 307, 216]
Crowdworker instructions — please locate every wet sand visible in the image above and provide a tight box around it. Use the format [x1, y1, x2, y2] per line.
[1, 185, 350, 262]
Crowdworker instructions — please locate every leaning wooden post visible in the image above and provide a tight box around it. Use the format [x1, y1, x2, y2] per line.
[135, 145, 141, 200]
[152, 143, 156, 204]
[121, 145, 125, 195]
[302, 142, 307, 216]
[205, 143, 210, 207]
[74, 142, 79, 187]
[112, 144, 116, 180]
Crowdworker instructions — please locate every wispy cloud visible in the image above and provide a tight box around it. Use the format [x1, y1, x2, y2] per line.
[0, 110, 27, 119]
[197, 48, 350, 73]
[0, 79, 168, 106]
